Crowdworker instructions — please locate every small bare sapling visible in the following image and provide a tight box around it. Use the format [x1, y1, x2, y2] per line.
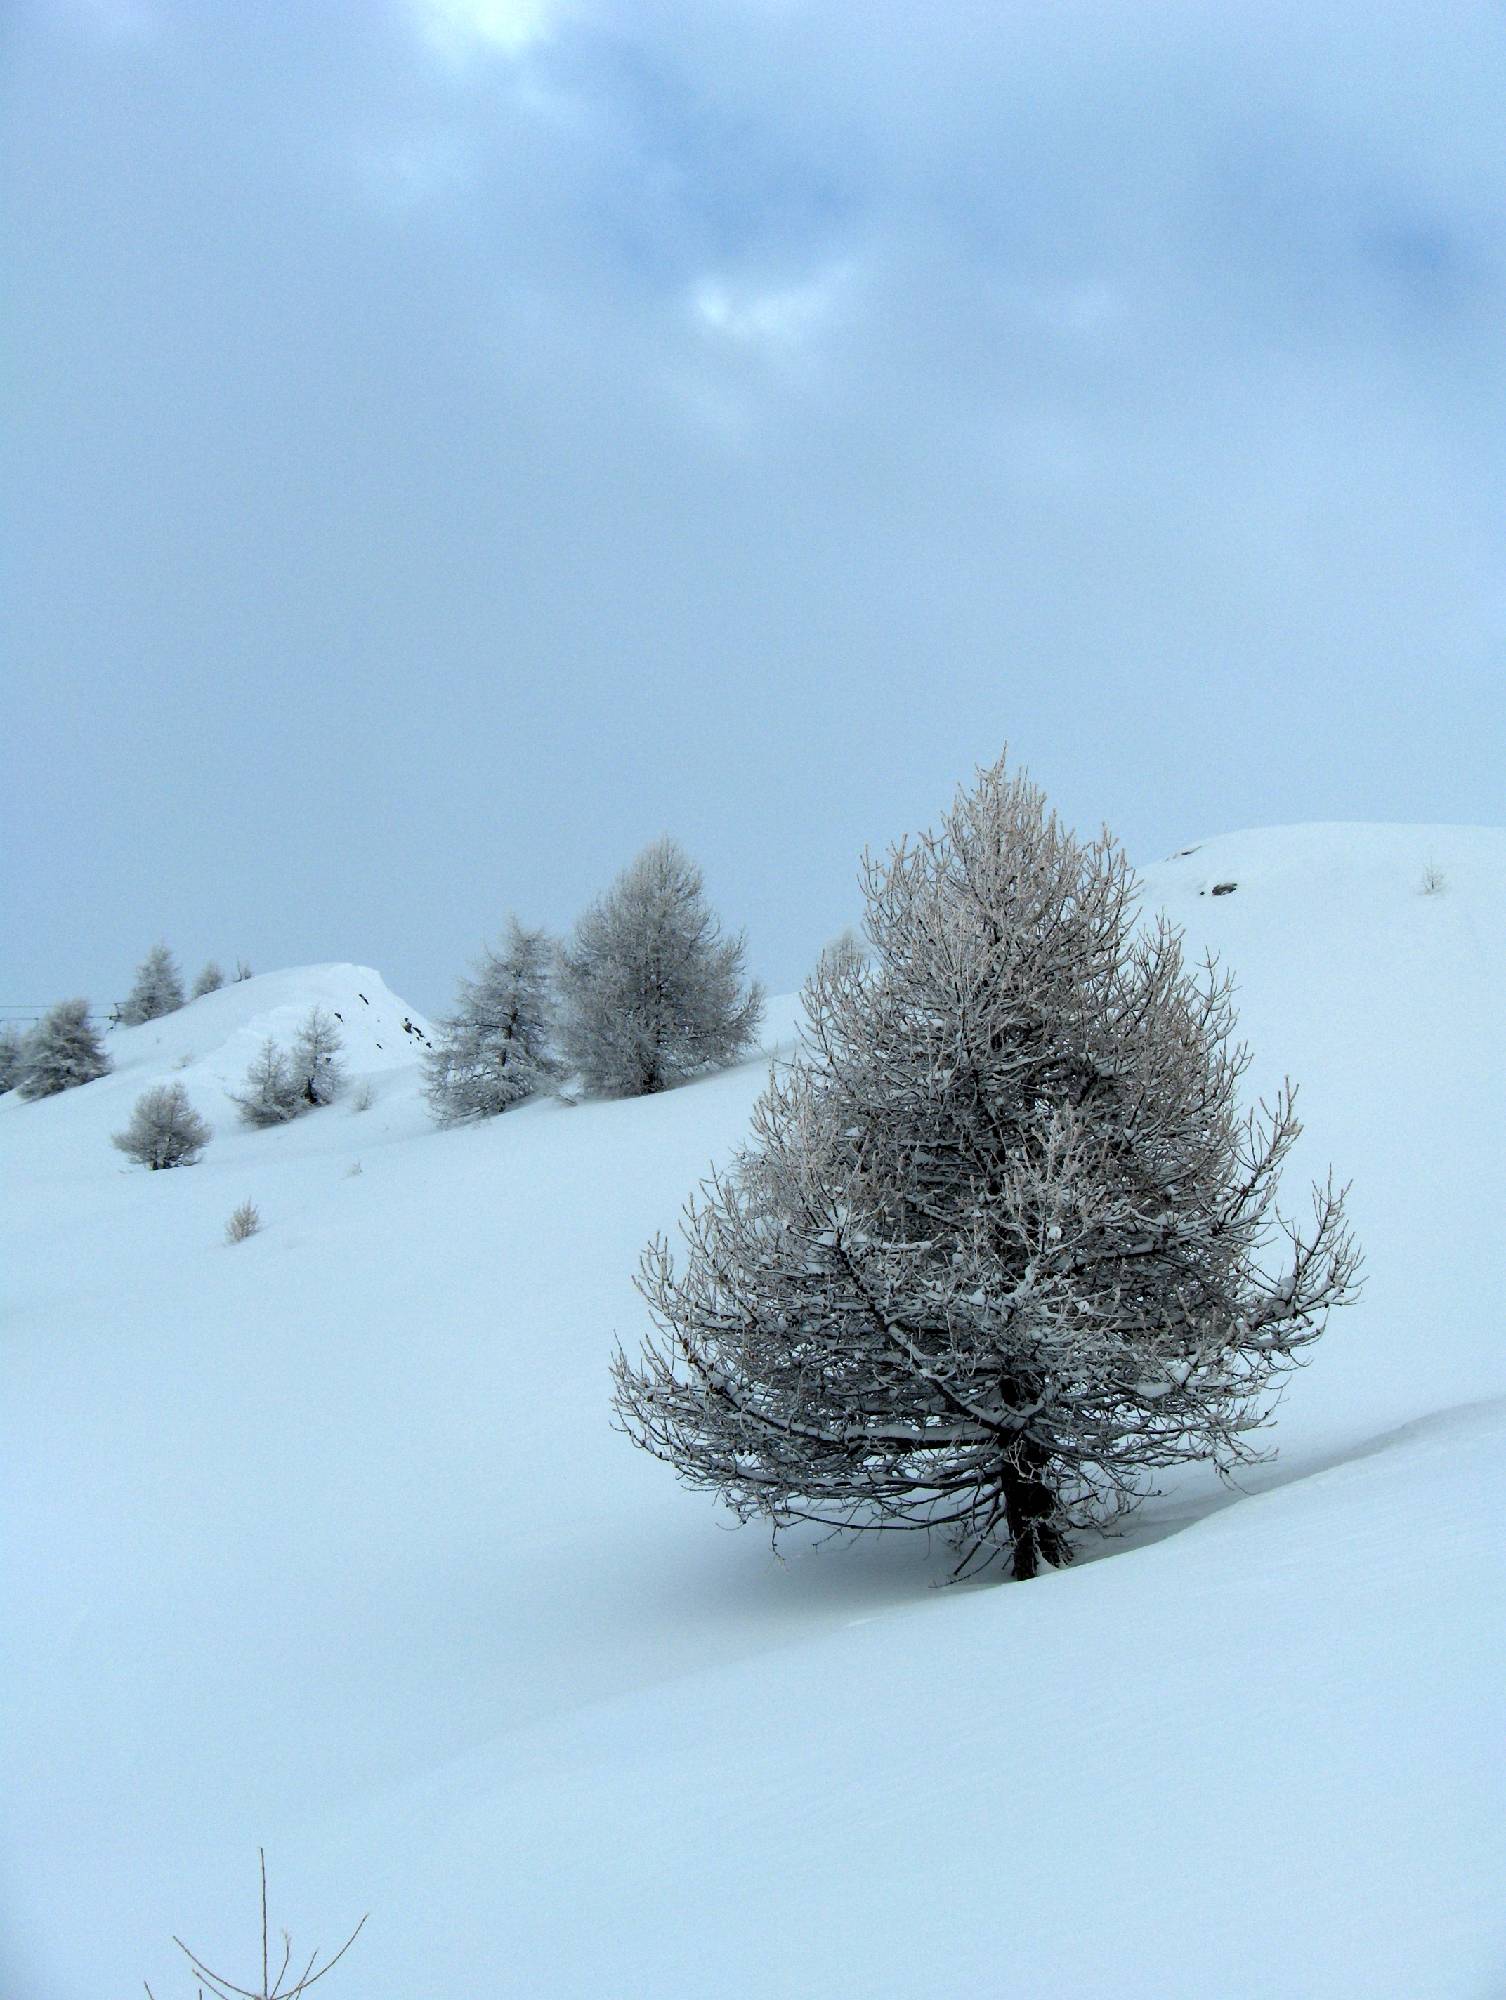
[144, 1848, 366, 2000]
[225, 1199, 261, 1244]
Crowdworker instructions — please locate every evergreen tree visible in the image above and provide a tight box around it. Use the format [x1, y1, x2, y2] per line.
[231, 1039, 301, 1127]
[17, 999, 113, 1099]
[192, 961, 226, 998]
[425, 920, 557, 1124]
[559, 839, 763, 1098]
[112, 1083, 212, 1169]
[0, 1024, 24, 1093]
[120, 944, 185, 1025]
[291, 1007, 345, 1108]
[614, 756, 1360, 1581]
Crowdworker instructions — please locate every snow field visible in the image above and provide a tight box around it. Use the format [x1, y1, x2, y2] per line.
[1, 828, 1502, 1998]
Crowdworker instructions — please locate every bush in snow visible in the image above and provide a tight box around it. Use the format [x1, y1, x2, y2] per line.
[614, 754, 1361, 1581]
[559, 838, 763, 1098]
[234, 960, 253, 982]
[231, 1039, 302, 1127]
[112, 1083, 212, 1170]
[144, 1848, 365, 2000]
[0, 1024, 25, 1093]
[120, 943, 186, 1025]
[291, 1007, 345, 1108]
[224, 1198, 261, 1243]
[1419, 862, 1446, 896]
[16, 999, 112, 1099]
[426, 919, 558, 1124]
[192, 961, 226, 997]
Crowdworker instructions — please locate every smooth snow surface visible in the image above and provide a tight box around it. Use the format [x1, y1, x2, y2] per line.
[3, 833, 1503, 1999]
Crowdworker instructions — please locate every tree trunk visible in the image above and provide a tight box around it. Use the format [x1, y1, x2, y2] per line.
[1000, 1437, 1069, 1580]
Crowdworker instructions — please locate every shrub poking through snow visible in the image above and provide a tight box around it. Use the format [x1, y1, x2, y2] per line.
[144, 1848, 365, 2000]
[16, 999, 112, 1099]
[559, 837, 763, 1097]
[614, 753, 1361, 1582]
[112, 1083, 212, 1170]
[193, 961, 226, 997]
[120, 943, 186, 1025]
[232, 1039, 302, 1127]
[225, 1199, 261, 1244]
[426, 918, 558, 1124]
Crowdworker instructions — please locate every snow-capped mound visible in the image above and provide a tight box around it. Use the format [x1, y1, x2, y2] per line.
[102, 961, 432, 1094]
[2, 827, 1503, 2000]
[0, 963, 434, 1161]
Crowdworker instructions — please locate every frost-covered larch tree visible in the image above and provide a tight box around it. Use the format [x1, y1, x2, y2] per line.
[120, 943, 185, 1025]
[16, 999, 113, 1099]
[231, 1038, 301, 1127]
[559, 838, 763, 1097]
[426, 920, 558, 1124]
[614, 756, 1360, 1581]
[0, 1024, 25, 1093]
[112, 1083, 212, 1169]
[291, 1007, 345, 1107]
[192, 961, 225, 998]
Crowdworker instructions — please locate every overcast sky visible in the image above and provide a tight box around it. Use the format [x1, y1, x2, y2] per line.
[5, 0, 1502, 1019]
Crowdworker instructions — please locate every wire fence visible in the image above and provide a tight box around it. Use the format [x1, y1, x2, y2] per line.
[0, 1004, 124, 1031]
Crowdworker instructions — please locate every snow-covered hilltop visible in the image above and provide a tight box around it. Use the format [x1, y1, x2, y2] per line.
[3, 825, 1503, 1999]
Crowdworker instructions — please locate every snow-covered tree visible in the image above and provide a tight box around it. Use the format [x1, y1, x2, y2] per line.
[425, 920, 558, 1125]
[120, 944, 185, 1025]
[614, 756, 1360, 1581]
[234, 961, 254, 982]
[559, 838, 763, 1098]
[291, 1007, 345, 1108]
[112, 1083, 212, 1170]
[0, 1024, 24, 1093]
[816, 926, 868, 979]
[231, 1039, 301, 1127]
[192, 961, 226, 998]
[16, 999, 113, 1099]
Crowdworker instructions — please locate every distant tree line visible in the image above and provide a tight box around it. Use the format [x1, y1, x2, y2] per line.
[423, 837, 763, 1125]
[4, 841, 765, 1183]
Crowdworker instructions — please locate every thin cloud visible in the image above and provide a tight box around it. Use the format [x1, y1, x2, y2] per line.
[406, 0, 565, 62]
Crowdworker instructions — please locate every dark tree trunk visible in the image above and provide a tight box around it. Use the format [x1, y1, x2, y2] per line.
[1000, 1437, 1069, 1580]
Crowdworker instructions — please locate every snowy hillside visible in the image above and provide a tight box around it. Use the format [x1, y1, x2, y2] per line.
[2, 827, 1503, 2000]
